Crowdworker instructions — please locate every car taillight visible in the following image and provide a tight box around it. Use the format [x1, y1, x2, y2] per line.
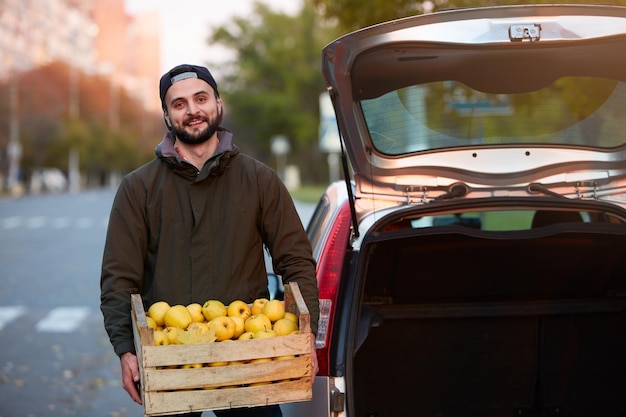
[315, 201, 352, 376]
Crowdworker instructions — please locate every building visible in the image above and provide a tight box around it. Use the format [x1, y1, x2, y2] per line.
[0, 0, 161, 194]
[92, 0, 161, 112]
[0, 0, 161, 111]
[0, 0, 96, 72]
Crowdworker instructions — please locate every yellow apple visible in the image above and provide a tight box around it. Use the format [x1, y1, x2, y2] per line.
[228, 360, 247, 366]
[262, 299, 285, 322]
[164, 305, 193, 329]
[230, 316, 245, 339]
[283, 312, 298, 324]
[186, 303, 205, 322]
[249, 357, 273, 364]
[208, 361, 229, 367]
[187, 321, 210, 335]
[254, 328, 277, 339]
[207, 316, 236, 341]
[245, 314, 272, 334]
[202, 300, 227, 321]
[251, 298, 269, 315]
[238, 331, 255, 340]
[182, 363, 203, 369]
[145, 316, 158, 330]
[175, 328, 217, 345]
[248, 381, 273, 386]
[274, 355, 296, 361]
[272, 318, 298, 336]
[227, 300, 251, 320]
[147, 301, 171, 327]
[163, 326, 181, 344]
[153, 330, 169, 346]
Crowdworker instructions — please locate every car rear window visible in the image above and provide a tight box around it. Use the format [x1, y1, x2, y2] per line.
[361, 77, 626, 155]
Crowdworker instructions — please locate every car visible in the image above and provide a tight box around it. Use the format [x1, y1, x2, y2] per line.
[282, 4, 626, 417]
[30, 168, 68, 193]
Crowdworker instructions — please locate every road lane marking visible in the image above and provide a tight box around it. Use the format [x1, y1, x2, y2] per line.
[0, 306, 26, 330]
[76, 217, 94, 229]
[52, 217, 72, 228]
[35, 307, 90, 333]
[1, 217, 23, 229]
[0, 216, 109, 229]
[25, 216, 46, 229]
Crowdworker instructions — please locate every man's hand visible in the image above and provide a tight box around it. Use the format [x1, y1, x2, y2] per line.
[120, 352, 142, 404]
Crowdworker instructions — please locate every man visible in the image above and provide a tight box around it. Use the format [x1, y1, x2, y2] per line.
[100, 64, 319, 417]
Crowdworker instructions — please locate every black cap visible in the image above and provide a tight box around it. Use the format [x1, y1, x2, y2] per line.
[159, 64, 219, 109]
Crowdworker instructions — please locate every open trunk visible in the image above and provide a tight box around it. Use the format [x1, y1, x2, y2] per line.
[353, 220, 626, 417]
[319, 4, 626, 417]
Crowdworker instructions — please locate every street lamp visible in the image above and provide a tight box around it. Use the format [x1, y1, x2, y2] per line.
[270, 135, 291, 181]
[7, 73, 22, 196]
[319, 93, 342, 183]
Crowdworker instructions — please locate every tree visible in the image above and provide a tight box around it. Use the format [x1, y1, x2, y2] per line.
[0, 61, 160, 190]
[207, 1, 340, 183]
[311, 0, 626, 33]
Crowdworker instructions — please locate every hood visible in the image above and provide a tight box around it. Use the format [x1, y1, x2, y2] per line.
[322, 4, 626, 209]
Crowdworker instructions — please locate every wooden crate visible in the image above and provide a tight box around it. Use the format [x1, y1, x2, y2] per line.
[131, 282, 314, 416]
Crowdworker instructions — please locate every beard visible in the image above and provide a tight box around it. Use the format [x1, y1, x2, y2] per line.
[172, 108, 223, 145]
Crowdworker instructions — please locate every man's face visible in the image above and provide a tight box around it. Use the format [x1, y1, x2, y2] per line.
[163, 77, 222, 145]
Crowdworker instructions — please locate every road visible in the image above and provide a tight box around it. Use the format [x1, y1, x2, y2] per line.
[0, 188, 316, 417]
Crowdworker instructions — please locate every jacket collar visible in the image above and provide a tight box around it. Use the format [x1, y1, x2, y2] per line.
[156, 128, 239, 180]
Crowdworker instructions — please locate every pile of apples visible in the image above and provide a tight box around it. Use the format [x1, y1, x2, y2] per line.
[146, 298, 299, 346]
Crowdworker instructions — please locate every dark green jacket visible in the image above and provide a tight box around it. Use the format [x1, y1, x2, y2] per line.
[100, 129, 319, 356]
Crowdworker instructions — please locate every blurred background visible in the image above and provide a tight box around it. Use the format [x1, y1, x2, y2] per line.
[1, 0, 624, 199]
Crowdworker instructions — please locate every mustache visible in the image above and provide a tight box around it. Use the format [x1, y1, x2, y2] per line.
[184, 115, 209, 126]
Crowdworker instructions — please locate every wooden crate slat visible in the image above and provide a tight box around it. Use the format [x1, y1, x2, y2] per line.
[142, 333, 312, 368]
[144, 355, 312, 391]
[144, 379, 312, 416]
[284, 282, 311, 333]
[131, 293, 154, 346]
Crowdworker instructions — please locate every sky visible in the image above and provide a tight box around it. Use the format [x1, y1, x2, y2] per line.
[125, 0, 303, 75]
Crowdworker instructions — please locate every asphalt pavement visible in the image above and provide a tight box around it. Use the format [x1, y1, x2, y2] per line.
[0, 187, 316, 417]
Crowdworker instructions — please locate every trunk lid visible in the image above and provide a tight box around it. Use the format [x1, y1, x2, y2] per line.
[322, 4, 626, 210]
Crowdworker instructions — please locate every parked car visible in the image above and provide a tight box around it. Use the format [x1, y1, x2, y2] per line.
[30, 168, 68, 193]
[283, 4, 626, 417]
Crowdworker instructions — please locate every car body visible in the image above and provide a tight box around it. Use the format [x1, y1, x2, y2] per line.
[283, 4, 626, 417]
[30, 168, 68, 193]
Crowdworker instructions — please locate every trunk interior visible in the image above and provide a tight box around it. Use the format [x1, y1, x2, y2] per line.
[353, 221, 626, 417]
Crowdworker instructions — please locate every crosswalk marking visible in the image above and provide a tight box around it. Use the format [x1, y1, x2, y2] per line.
[0, 216, 108, 230]
[76, 217, 94, 229]
[51, 217, 72, 228]
[0, 306, 26, 330]
[1, 217, 22, 229]
[25, 216, 46, 229]
[35, 307, 90, 333]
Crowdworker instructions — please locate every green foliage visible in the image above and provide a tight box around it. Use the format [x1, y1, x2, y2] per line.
[50, 118, 147, 177]
[422, 77, 616, 142]
[312, 0, 626, 32]
[312, 0, 424, 32]
[289, 184, 327, 203]
[207, 1, 340, 182]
